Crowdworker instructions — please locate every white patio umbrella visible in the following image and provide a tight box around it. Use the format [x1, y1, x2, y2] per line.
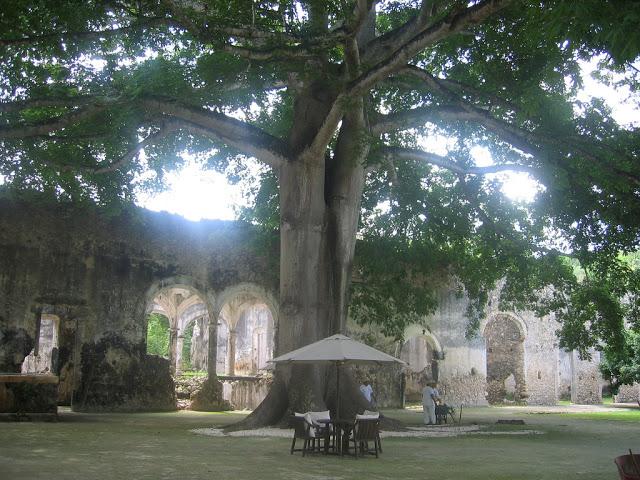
[270, 334, 405, 419]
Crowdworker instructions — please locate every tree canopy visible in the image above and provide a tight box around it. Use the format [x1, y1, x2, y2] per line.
[1, 0, 640, 375]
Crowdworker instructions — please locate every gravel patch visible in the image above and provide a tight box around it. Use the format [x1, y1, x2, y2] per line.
[190, 425, 544, 439]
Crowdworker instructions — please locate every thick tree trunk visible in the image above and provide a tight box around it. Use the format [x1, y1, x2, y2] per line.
[230, 88, 371, 429]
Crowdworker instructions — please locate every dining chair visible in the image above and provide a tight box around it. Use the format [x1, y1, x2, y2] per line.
[348, 416, 380, 458]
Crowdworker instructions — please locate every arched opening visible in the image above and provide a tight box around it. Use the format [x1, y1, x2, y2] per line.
[144, 282, 214, 409]
[215, 288, 276, 409]
[217, 298, 274, 377]
[146, 313, 170, 358]
[557, 348, 572, 401]
[400, 333, 442, 403]
[146, 285, 211, 376]
[21, 314, 59, 374]
[484, 313, 527, 404]
[179, 315, 209, 375]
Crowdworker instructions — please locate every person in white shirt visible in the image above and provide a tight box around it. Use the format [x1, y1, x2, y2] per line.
[422, 382, 440, 425]
[360, 380, 375, 405]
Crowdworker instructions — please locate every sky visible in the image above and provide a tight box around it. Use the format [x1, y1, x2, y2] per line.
[135, 162, 247, 221]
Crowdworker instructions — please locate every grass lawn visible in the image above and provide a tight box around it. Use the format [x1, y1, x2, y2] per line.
[1, 404, 639, 480]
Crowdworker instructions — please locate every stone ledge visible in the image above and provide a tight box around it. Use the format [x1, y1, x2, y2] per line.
[0, 374, 59, 384]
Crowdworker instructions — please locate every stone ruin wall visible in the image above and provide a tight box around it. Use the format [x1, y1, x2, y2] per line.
[571, 350, 603, 404]
[402, 287, 489, 407]
[484, 314, 527, 403]
[519, 311, 560, 406]
[0, 192, 277, 412]
[614, 383, 640, 403]
[400, 280, 606, 407]
[0, 191, 620, 413]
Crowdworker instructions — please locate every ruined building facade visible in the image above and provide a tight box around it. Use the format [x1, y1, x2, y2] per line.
[398, 286, 616, 407]
[1, 193, 635, 414]
[0, 193, 278, 412]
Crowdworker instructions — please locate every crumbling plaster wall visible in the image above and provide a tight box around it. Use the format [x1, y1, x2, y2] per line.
[403, 281, 601, 406]
[413, 285, 489, 406]
[0, 192, 277, 412]
[519, 311, 560, 405]
[484, 314, 527, 404]
[571, 349, 603, 404]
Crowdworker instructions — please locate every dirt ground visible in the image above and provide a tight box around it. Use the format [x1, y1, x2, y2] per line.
[1, 403, 639, 480]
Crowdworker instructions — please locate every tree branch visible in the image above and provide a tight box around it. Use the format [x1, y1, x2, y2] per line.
[373, 66, 547, 158]
[417, 0, 440, 26]
[0, 96, 116, 113]
[400, 66, 640, 185]
[222, 43, 316, 61]
[91, 125, 177, 174]
[352, 0, 512, 94]
[48, 124, 175, 175]
[305, 94, 348, 160]
[380, 146, 537, 176]
[1, 94, 290, 169]
[343, 0, 376, 37]
[0, 17, 175, 47]
[140, 97, 289, 168]
[0, 106, 107, 139]
[371, 104, 477, 135]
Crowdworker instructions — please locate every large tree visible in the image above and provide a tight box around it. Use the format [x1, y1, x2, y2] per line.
[1, 1, 639, 424]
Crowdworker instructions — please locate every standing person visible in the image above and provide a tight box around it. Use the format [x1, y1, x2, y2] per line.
[360, 379, 375, 406]
[422, 381, 440, 425]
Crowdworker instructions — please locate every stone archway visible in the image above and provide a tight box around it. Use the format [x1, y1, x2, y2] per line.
[483, 313, 527, 404]
[213, 283, 277, 409]
[216, 296, 275, 377]
[178, 313, 209, 375]
[400, 329, 443, 403]
[143, 278, 218, 410]
[145, 280, 213, 377]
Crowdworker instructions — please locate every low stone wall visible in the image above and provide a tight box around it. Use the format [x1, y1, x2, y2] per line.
[73, 336, 176, 412]
[0, 374, 58, 414]
[219, 375, 272, 410]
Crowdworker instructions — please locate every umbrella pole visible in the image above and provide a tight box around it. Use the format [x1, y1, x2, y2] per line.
[336, 361, 341, 420]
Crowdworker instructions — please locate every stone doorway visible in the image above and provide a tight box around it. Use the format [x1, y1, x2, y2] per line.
[400, 332, 442, 402]
[145, 285, 213, 407]
[216, 301, 274, 377]
[484, 313, 527, 404]
[146, 286, 211, 377]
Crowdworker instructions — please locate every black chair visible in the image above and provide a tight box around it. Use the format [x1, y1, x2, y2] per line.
[290, 415, 326, 456]
[363, 410, 383, 453]
[435, 404, 448, 424]
[347, 418, 380, 458]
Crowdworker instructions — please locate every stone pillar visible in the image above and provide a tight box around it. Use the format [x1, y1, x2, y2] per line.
[206, 317, 217, 378]
[227, 329, 237, 376]
[175, 334, 184, 375]
[168, 327, 178, 376]
[571, 349, 603, 404]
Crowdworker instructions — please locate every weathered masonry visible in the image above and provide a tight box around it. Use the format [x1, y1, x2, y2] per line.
[399, 286, 609, 406]
[0, 192, 278, 412]
[1, 192, 634, 415]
